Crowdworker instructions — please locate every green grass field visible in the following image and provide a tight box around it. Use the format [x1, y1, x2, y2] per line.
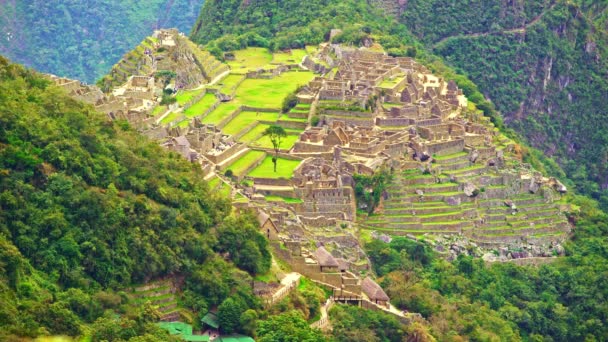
[272, 49, 307, 64]
[152, 105, 167, 117]
[175, 88, 205, 105]
[222, 111, 280, 136]
[159, 112, 181, 125]
[238, 124, 270, 143]
[251, 134, 300, 150]
[227, 47, 273, 72]
[219, 74, 246, 94]
[248, 156, 301, 179]
[234, 71, 314, 108]
[184, 93, 217, 117]
[201, 102, 241, 125]
[225, 150, 266, 176]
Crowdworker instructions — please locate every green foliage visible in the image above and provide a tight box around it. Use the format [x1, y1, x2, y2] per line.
[367, 195, 608, 340]
[215, 211, 272, 275]
[0, 0, 204, 83]
[218, 297, 245, 334]
[256, 310, 327, 342]
[353, 169, 392, 214]
[401, 0, 608, 209]
[330, 305, 409, 342]
[282, 93, 298, 113]
[0, 57, 269, 338]
[191, 0, 418, 53]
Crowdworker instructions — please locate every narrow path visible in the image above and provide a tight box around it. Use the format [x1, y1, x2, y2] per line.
[432, 1, 556, 48]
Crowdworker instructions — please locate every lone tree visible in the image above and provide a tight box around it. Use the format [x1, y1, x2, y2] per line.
[263, 125, 287, 172]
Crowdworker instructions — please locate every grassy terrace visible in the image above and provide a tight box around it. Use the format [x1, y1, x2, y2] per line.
[434, 151, 468, 161]
[272, 49, 307, 64]
[184, 93, 217, 117]
[248, 156, 301, 179]
[152, 105, 167, 117]
[222, 111, 280, 136]
[159, 112, 181, 125]
[176, 88, 205, 105]
[218, 74, 245, 94]
[235, 71, 314, 108]
[265, 195, 303, 204]
[225, 150, 266, 177]
[201, 102, 240, 125]
[252, 134, 300, 150]
[239, 124, 270, 143]
[227, 47, 273, 72]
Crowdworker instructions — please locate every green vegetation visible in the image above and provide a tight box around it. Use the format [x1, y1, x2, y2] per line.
[201, 103, 241, 125]
[400, 0, 608, 209]
[235, 71, 314, 108]
[226, 48, 273, 72]
[248, 156, 301, 179]
[176, 88, 205, 105]
[354, 169, 392, 214]
[365, 195, 608, 340]
[238, 124, 271, 143]
[262, 125, 288, 173]
[184, 93, 218, 118]
[252, 134, 300, 150]
[272, 49, 307, 64]
[0, 57, 269, 340]
[222, 112, 281, 136]
[225, 150, 266, 177]
[0, 0, 203, 83]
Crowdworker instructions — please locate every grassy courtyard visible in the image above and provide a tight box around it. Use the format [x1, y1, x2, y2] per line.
[248, 156, 301, 179]
[238, 124, 271, 143]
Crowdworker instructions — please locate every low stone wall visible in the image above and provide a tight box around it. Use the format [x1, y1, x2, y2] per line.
[253, 177, 293, 187]
[298, 215, 337, 228]
[293, 142, 333, 153]
[376, 117, 413, 127]
[205, 143, 247, 164]
[217, 106, 244, 129]
[425, 139, 465, 156]
[275, 120, 308, 130]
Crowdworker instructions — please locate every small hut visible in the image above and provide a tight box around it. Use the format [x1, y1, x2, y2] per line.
[314, 247, 339, 273]
[362, 277, 390, 308]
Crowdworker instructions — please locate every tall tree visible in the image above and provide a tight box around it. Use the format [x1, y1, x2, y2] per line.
[263, 125, 287, 172]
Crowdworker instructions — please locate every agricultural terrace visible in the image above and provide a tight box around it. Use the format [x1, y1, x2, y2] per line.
[248, 156, 301, 179]
[226, 47, 273, 73]
[225, 150, 266, 177]
[184, 93, 217, 117]
[251, 133, 300, 150]
[238, 124, 271, 143]
[234, 70, 314, 108]
[271, 49, 307, 64]
[175, 88, 205, 105]
[201, 102, 241, 125]
[222, 111, 281, 136]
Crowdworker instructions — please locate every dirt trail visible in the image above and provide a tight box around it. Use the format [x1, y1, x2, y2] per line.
[432, 2, 556, 48]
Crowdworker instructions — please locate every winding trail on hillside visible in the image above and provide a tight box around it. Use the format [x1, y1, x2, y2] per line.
[431, 1, 557, 48]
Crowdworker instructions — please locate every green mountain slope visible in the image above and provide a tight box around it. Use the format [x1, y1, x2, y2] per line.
[0, 0, 204, 83]
[0, 56, 270, 339]
[396, 0, 608, 207]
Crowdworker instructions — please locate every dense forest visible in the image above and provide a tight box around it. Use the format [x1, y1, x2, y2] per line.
[398, 0, 608, 209]
[0, 56, 272, 339]
[0, 0, 203, 83]
[365, 194, 608, 341]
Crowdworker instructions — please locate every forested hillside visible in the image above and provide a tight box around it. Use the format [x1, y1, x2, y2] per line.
[0, 0, 203, 83]
[0, 56, 271, 339]
[397, 0, 608, 208]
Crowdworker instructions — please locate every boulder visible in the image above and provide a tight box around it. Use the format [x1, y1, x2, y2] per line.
[529, 178, 540, 194]
[446, 196, 461, 206]
[469, 150, 479, 163]
[463, 182, 479, 197]
[415, 189, 424, 196]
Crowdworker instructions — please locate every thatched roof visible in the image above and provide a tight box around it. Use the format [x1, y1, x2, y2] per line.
[314, 247, 339, 267]
[362, 277, 389, 302]
[257, 211, 270, 226]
